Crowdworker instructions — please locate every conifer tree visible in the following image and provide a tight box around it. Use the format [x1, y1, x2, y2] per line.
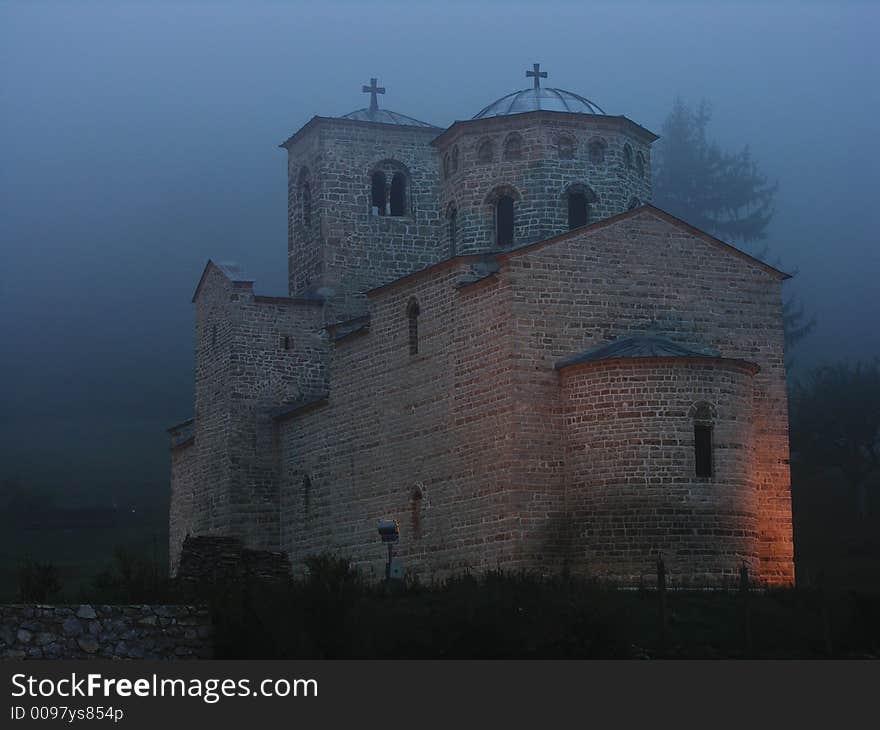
[652, 98, 814, 353]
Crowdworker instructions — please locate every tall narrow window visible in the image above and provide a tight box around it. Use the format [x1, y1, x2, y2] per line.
[623, 143, 633, 170]
[636, 152, 646, 179]
[301, 181, 312, 228]
[477, 139, 494, 163]
[448, 207, 457, 257]
[451, 145, 459, 173]
[568, 191, 588, 229]
[496, 195, 514, 247]
[694, 424, 713, 478]
[390, 172, 406, 216]
[410, 486, 423, 540]
[371, 171, 386, 215]
[407, 298, 420, 355]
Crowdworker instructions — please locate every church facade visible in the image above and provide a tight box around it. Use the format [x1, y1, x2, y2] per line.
[168, 67, 795, 587]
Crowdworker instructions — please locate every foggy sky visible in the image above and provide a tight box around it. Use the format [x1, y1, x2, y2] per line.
[1, 0, 878, 503]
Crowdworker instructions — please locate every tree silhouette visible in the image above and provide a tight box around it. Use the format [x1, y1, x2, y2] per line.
[790, 361, 880, 518]
[653, 98, 814, 354]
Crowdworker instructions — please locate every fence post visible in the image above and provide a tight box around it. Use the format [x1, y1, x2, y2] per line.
[818, 571, 833, 656]
[657, 554, 667, 658]
[739, 562, 753, 656]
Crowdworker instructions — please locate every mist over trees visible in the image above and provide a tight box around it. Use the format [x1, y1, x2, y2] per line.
[652, 98, 815, 353]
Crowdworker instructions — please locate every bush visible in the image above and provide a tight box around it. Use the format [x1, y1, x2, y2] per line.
[17, 558, 62, 602]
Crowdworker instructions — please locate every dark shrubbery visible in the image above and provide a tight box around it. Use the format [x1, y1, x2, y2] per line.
[205, 558, 632, 659]
[17, 558, 63, 602]
[81, 547, 173, 604]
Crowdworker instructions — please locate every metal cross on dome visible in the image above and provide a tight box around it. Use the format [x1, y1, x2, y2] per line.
[526, 63, 548, 90]
[362, 77, 386, 112]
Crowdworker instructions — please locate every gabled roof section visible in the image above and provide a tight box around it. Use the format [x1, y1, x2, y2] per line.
[366, 204, 790, 299]
[280, 114, 441, 150]
[192, 260, 253, 303]
[555, 336, 719, 369]
[497, 205, 791, 281]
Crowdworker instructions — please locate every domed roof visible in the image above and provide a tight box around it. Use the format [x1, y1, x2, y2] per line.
[474, 87, 605, 119]
[340, 107, 436, 127]
[339, 77, 437, 128]
[473, 64, 605, 119]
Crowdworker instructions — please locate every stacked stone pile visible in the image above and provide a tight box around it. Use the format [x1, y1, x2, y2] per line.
[176, 535, 291, 589]
[0, 604, 211, 660]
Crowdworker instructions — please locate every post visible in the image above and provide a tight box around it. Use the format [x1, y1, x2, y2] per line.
[818, 570, 833, 656]
[739, 562, 753, 656]
[657, 554, 667, 657]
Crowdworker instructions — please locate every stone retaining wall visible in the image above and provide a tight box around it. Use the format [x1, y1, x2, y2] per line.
[0, 604, 212, 660]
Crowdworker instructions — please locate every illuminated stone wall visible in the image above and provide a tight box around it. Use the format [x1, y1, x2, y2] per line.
[272, 208, 793, 586]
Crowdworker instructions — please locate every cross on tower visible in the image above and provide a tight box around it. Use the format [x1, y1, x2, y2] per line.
[362, 77, 386, 112]
[526, 63, 548, 90]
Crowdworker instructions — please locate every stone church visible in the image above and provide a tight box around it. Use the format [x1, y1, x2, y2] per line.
[168, 66, 795, 587]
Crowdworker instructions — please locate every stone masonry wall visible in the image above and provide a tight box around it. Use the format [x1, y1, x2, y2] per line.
[169, 263, 328, 572]
[0, 605, 211, 660]
[504, 209, 794, 585]
[277, 257, 521, 580]
[225, 293, 326, 552]
[560, 358, 758, 586]
[272, 209, 793, 586]
[285, 118, 445, 320]
[436, 113, 653, 255]
[168, 430, 196, 576]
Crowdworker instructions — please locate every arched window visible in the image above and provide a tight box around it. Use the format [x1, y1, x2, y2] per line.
[589, 139, 606, 165]
[690, 402, 715, 479]
[298, 167, 312, 230]
[407, 298, 420, 355]
[503, 133, 523, 161]
[627, 197, 641, 210]
[477, 138, 494, 163]
[390, 172, 407, 216]
[496, 195, 514, 246]
[636, 152, 646, 179]
[568, 191, 589, 229]
[443, 153, 451, 179]
[563, 184, 596, 231]
[371, 171, 386, 215]
[447, 206, 458, 257]
[623, 143, 633, 170]
[557, 135, 575, 160]
[451, 145, 459, 173]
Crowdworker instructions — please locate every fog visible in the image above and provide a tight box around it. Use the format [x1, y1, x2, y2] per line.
[1, 0, 877, 503]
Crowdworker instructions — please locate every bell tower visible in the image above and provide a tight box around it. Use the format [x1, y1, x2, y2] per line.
[280, 80, 444, 320]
